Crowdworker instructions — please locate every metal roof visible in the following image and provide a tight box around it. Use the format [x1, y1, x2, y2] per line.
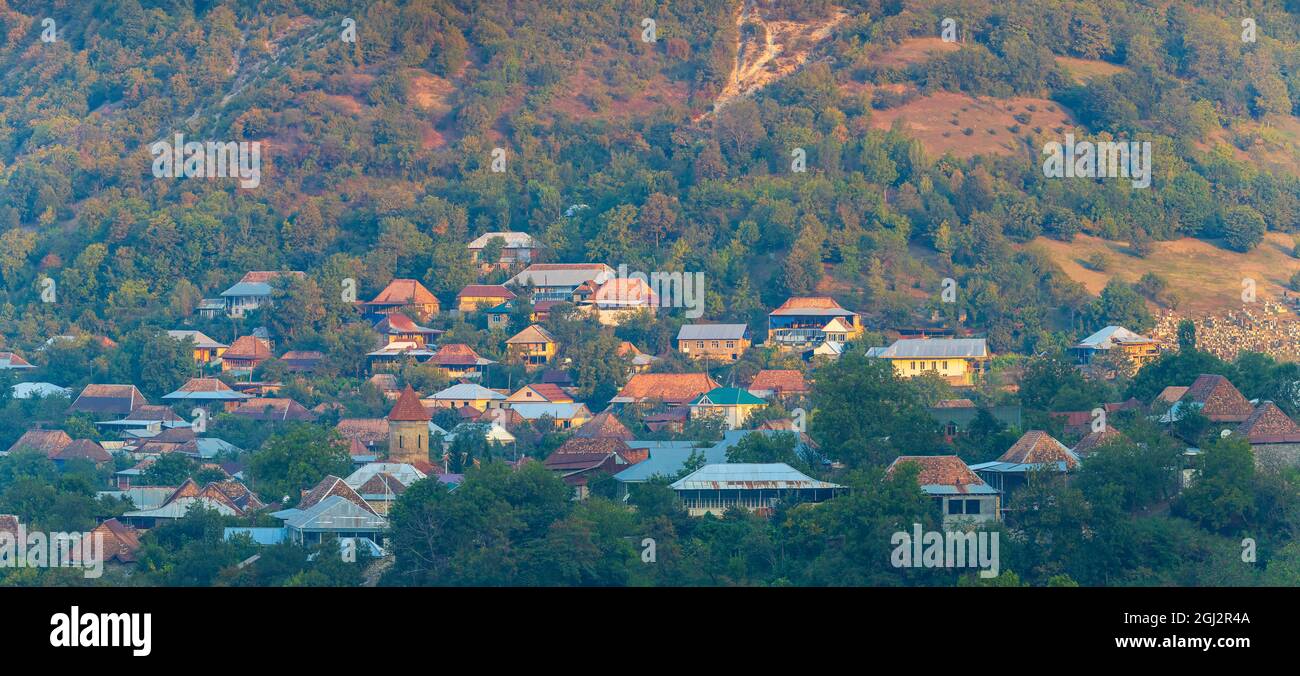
[871, 338, 988, 359]
[219, 281, 273, 297]
[677, 324, 749, 341]
[431, 383, 506, 400]
[509, 402, 589, 420]
[670, 463, 842, 491]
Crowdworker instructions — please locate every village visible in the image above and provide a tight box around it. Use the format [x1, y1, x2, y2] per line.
[2, 231, 1295, 576]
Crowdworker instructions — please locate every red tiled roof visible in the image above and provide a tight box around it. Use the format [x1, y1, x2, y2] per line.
[1182, 374, 1254, 422]
[615, 373, 721, 404]
[230, 397, 316, 421]
[573, 411, 634, 441]
[299, 475, 376, 514]
[1072, 426, 1129, 456]
[886, 455, 988, 492]
[1237, 402, 1300, 444]
[173, 378, 238, 393]
[457, 285, 516, 300]
[6, 429, 73, 455]
[50, 439, 112, 464]
[374, 313, 438, 335]
[388, 385, 432, 422]
[748, 369, 808, 394]
[431, 343, 485, 366]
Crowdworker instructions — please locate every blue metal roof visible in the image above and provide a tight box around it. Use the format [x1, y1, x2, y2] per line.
[220, 281, 272, 297]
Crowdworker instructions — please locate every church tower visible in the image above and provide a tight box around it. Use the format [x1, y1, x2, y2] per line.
[387, 385, 431, 464]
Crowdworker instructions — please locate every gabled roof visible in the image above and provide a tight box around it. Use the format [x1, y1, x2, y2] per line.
[1155, 386, 1189, 404]
[224, 335, 272, 360]
[5, 429, 73, 456]
[1072, 426, 1129, 456]
[593, 278, 659, 306]
[50, 439, 112, 464]
[691, 387, 765, 407]
[510, 402, 591, 421]
[457, 284, 516, 300]
[281, 495, 387, 531]
[69, 384, 146, 415]
[163, 378, 252, 401]
[430, 383, 506, 401]
[677, 324, 749, 341]
[295, 475, 377, 515]
[1237, 402, 1300, 444]
[508, 263, 614, 289]
[507, 383, 572, 403]
[367, 279, 439, 306]
[88, 519, 141, 563]
[997, 431, 1079, 470]
[0, 351, 35, 369]
[506, 325, 555, 345]
[345, 462, 427, 491]
[670, 463, 841, 491]
[870, 338, 988, 359]
[886, 455, 997, 495]
[166, 330, 227, 350]
[430, 343, 493, 367]
[748, 369, 808, 394]
[770, 296, 857, 316]
[229, 397, 316, 421]
[1181, 374, 1254, 422]
[1075, 325, 1154, 349]
[374, 313, 440, 336]
[389, 385, 432, 422]
[573, 411, 634, 441]
[468, 231, 536, 249]
[612, 373, 721, 405]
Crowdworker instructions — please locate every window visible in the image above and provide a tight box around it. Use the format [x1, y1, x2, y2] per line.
[947, 499, 963, 515]
[726, 341, 735, 348]
[965, 500, 982, 515]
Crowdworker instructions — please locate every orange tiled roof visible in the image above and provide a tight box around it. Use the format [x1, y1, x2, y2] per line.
[749, 369, 808, 394]
[999, 431, 1078, 469]
[50, 439, 112, 463]
[368, 279, 439, 306]
[174, 378, 238, 393]
[299, 475, 377, 514]
[615, 373, 721, 404]
[6, 429, 73, 455]
[1182, 374, 1254, 422]
[388, 385, 432, 422]
[457, 285, 516, 300]
[1072, 426, 1129, 456]
[224, 335, 272, 360]
[431, 343, 485, 366]
[1238, 402, 1300, 444]
[573, 411, 634, 441]
[774, 296, 847, 311]
[887, 455, 987, 491]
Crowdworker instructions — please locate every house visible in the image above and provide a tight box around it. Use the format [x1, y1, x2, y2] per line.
[617, 342, 658, 373]
[344, 462, 427, 515]
[272, 476, 386, 545]
[3, 429, 72, 457]
[221, 335, 273, 378]
[69, 384, 146, 417]
[166, 330, 228, 365]
[572, 411, 634, 441]
[82, 519, 142, 564]
[468, 231, 539, 266]
[506, 325, 557, 367]
[670, 463, 845, 517]
[365, 278, 441, 320]
[928, 400, 1023, 439]
[507, 263, 615, 302]
[768, 297, 863, 348]
[484, 301, 515, 329]
[969, 431, 1079, 501]
[509, 402, 592, 429]
[689, 387, 766, 430]
[544, 437, 640, 496]
[886, 455, 1000, 529]
[643, 408, 690, 433]
[445, 421, 517, 449]
[427, 343, 495, 379]
[162, 378, 252, 410]
[0, 351, 35, 370]
[122, 478, 265, 527]
[279, 350, 325, 373]
[866, 338, 990, 386]
[426, 383, 507, 411]
[388, 385, 432, 465]
[12, 382, 70, 399]
[506, 383, 573, 405]
[374, 313, 442, 347]
[456, 284, 516, 312]
[228, 397, 317, 422]
[1171, 374, 1255, 424]
[611, 373, 721, 407]
[805, 340, 845, 362]
[49, 439, 112, 467]
[197, 298, 225, 319]
[219, 271, 305, 318]
[1071, 325, 1161, 374]
[1072, 426, 1130, 457]
[676, 324, 750, 362]
[747, 370, 809, 399]
[1237, 402, 1300, 470]
[585, 277, 659, 325]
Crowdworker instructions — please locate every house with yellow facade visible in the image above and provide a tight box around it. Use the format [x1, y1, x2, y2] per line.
[167, 330, 227, 365]
[688, 387, 766, 430]
[867, 338, 990, 387]
[506, 325, 557, 367]
[1071, 326, 1161, 375]
[456, 285, 516, 312]
[676, 324, 751, 362]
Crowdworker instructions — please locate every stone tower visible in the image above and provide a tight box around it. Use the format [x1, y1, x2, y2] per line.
[387, 385, 431, 464]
